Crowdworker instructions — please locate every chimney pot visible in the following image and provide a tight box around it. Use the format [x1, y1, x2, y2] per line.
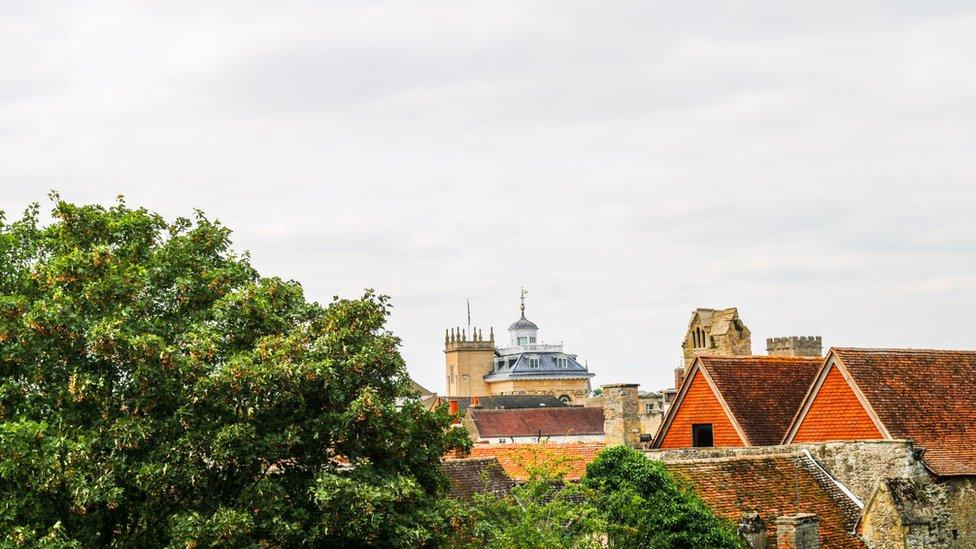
[737, 511, 767, 549]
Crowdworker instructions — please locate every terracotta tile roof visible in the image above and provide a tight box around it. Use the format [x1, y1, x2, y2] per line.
[665, 453, 865, 549]
[830, 348, 976, 476]
[441, 457, 514, 500]
[464, 442, 606, 481]
[698, 355, 822, 445]
[469, 407, 605, 439]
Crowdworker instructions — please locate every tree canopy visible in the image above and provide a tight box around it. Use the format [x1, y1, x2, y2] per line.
[465, 445, 742, 549]
[583, 445, 743, 548]
[0, 196, 469, 547]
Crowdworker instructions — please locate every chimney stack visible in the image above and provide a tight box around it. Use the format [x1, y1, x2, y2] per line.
[470, 396, 481, 408]
[776, 513, 820, 549]
[674, 367, 686, 389]
[737, 512, 766, 549]
[448, 399, 460, 424]
[767, 336, 822, 357]
[601, 384, 640, 447]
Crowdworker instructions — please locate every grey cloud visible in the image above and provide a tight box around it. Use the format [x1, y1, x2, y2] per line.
[1, 1, 975, 391]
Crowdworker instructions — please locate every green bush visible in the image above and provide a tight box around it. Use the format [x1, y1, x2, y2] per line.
[583, 445, 744, 548]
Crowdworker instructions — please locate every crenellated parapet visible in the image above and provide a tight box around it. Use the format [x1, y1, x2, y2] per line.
[766, 336, 822, 357]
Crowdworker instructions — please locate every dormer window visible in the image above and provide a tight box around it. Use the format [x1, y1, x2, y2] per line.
[529, 357, 540, 368]
[556, 357, 568, 368]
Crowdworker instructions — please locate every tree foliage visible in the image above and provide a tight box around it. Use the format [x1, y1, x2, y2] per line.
[583, 445, 743, 548]
[0, 195, 469, 547]
[466, 450, 606, 548]
[465, 445, 742, 549]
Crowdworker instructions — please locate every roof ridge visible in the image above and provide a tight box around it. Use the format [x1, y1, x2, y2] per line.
[661, 451, 802, 465]
[832, 347, 976, 353]
[443, 456, 501, 463]
[699, 354, 822, 361]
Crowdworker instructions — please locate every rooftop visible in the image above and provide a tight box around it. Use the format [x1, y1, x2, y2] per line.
[469, 407, 605, 438]
[464, 442, 607, 481]
[665, 452, 865, 549]
[808, 348, 976, 476]
[699, 355, 822, 446]
[425, 394, 570, 413]
[441, 457, 514, 500]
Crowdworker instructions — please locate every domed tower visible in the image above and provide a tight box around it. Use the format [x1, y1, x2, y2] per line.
[509, 288, 539, 346]
[483, 288, 594, 403]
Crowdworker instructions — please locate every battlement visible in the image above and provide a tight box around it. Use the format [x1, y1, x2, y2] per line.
[766, 336, 822, 357]
[445, 326, 495, 351]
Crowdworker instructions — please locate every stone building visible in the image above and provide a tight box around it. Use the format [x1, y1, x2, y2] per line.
[680, 307, 752, 374]
[444, 292, 594, 403]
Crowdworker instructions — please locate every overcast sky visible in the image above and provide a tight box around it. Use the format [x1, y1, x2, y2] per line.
[2, 2, 975, 393]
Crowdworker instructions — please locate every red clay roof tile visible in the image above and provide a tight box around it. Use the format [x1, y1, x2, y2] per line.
[697, 355, 822, 445]
[469, 407, 605, 439]
[666, 453, 865, 549]
[830, 348, 976, 476]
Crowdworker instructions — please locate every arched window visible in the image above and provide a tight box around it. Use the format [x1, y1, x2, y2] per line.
[559, 394, 571, 404]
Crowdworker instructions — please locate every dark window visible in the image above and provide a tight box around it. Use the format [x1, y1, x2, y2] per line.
[692, 424, 713, 447]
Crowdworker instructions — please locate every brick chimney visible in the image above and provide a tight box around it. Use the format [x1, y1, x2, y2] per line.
[602, 384, 640, 447]
[767, 336, 822, 357]
[737, 512, 766, 549]
[674, 367, 685, 389]
[776, 513, 819, 549]
[448, 399, 460, 424]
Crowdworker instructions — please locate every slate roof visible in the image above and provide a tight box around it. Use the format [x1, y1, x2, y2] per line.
[429, 394, 569, 413]
[697, 355, 822, 445]
[509, 316, 539, 330]
[666, 453, 866, 549]
[469, 407, 605, 439]
[441, 457, 514, 500]
[820, 348, 976, 476]
[483, 352, 594, 382]
[465, 442, 606, 481]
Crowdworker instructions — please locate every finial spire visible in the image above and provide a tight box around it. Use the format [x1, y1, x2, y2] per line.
[520, 287, 528, 318]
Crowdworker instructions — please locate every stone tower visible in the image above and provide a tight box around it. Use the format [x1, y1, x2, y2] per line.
[444, 326, 495, 397]
[681, 307, 752, 372]
[767, 336, 822, 357]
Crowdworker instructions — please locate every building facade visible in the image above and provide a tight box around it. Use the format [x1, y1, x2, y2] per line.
[445, 294, 594, 403]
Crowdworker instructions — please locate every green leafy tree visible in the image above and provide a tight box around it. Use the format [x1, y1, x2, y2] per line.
[583, 445, 743, 548]
[467, 449, 606, 548]
[0, 195, 470, 547]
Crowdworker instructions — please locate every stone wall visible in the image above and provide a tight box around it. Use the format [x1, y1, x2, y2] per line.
[645, 441, 976, 548]
[486, 378, 590, 404]
[645, 440, 920, 502]
[944, 477, 976, 548]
